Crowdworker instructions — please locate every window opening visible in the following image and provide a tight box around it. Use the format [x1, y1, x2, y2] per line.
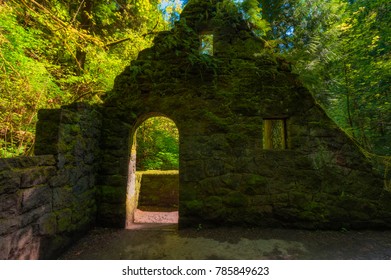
[200, 33, 214, 55]
[263, 119, 287, 149]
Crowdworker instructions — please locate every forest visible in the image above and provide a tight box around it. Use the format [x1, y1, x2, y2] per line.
[0, 0, 389, 169]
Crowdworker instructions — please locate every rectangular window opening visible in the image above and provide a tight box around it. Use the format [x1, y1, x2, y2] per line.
[263, 119, 287, 149]
[199, 33, 214, 56]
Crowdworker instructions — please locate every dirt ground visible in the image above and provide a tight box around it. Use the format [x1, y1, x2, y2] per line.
[59, 219, 391, 260]
[133, 209, 178, 224]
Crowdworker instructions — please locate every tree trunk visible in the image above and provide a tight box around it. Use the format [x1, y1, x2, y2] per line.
[75, 0, 93, 74]
[344, 63, 355, 138]
[75, 49, 87, 75]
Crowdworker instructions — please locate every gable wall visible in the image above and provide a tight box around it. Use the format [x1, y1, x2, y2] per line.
[98, 0, 391, 229]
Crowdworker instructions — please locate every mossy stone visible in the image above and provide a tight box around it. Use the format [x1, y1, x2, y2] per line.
[183, 200, 203, 214]
[223, 191, 248, 207]
[203, 196, 225, 220]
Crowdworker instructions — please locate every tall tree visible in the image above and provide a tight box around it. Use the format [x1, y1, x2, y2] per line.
[0, 0, 167, 157]
[325, 0, 391, 154]
[257, 0, 390, 155]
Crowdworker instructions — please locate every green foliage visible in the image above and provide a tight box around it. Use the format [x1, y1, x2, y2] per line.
[238, 0, 270, 36]
[1, 0, 389, 159]
[0, 0, 168, 157]
[0, 4, 64, 156]
[327, 0, 391, 155]
[258, 0, 390, 155]
[136, 117, 179, 170]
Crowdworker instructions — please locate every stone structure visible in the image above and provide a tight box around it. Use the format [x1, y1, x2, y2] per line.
[0, 104, 100, 259]
[1, 0, 391, 259]
[100, 0, 391, 229]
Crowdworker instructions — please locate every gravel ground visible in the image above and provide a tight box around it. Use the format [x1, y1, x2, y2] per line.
[59, 225, 391, 260]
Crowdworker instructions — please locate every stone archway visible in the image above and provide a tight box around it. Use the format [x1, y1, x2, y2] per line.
[125, 114, 180, 228]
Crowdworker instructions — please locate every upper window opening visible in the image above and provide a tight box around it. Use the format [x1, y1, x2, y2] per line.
[263, 119, 287, 149]
[200, 33, 214, 56]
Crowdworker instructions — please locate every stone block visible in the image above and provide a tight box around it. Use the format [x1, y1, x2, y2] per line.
[349, 210, 370, 221]
[242, 174, 268, 188]
[72, 176, 90, 194]
[198, 177, 224, 195]
[203, 196, 224, 220]
[182, 200, 203, 215]
[223, 191, 248, 207]
[0, 156, 56, 170]
[35, 110, 61, 155]
[53, 186, 73, 210]
[83, 152, 96, 165]
[102, 135, 127, 149]
[249, 205, 273, 215]
[99, 159, 127, 175]
[76, 189, 96, 206]
[249, 195, 271, 205]
[56, 208, 73, 233]
[0, 159, 11, 171]
[21, 185, 52, 213]
[72, 215, 94, 234]
[204, 159, 225, 177]
[38, 213, 57, 235]
[8, 227, 32, 256]
[20, 167, 56, 189]
[0, 234, 12, 259]
[71, 202, 96, 226]
[324, 205, 350, 221]
[0, 193, 20, 217]
[49, 172, 69, 188]
[288, 192, 312, 210]
[0, 173, 18, 194]
[182, 160, 205, 182]
[0, 217, 19, 236]
[97, 202, 126, 227]
[269, 193, 289, 204]
[220, 173, 242, 189]
[97, 174, 127, 187]
[35, 155, 57, 167]
[179, 182, 198, 201]
[60, 110, 81, 124]
[9, 227, 41, 260]
[21, 205, 51, 227]
[99, 185, 126, 204]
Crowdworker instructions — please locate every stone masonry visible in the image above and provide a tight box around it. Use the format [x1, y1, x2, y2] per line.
[1, 0, 391, 259]
[100, 0, 391, 229]
[0, 103, 100, 259]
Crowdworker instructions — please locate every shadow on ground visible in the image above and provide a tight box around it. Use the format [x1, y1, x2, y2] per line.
[59, 225, 391, 260]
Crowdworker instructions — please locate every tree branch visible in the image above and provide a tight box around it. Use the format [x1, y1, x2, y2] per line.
[105, 21, 160, 49]
[72, 0, 85, 24]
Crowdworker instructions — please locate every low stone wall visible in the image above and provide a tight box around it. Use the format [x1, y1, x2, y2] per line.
[0, 103, 100, 259]
[137, 171, 179, 211]
[0, 156, 56, 259]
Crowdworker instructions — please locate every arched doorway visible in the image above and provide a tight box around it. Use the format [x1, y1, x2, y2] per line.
[126, 115, 179, 228]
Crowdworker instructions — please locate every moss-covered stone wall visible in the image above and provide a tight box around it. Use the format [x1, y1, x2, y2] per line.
[98, 0, 391, 229]
[0, 155, 56, 259]
[137, 171, 179, 211]
[0, 103, 101, 259]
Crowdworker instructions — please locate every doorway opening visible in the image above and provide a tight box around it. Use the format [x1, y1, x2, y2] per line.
[126, 116, 179, 228]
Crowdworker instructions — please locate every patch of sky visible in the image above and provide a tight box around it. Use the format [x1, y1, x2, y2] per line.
[158, 0, 187, 25]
